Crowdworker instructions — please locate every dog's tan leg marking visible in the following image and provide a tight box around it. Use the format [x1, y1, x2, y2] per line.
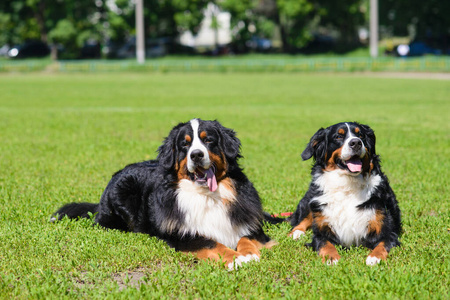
[236, 237, 261, 257]
[194, 243, 240, 266]
[367, 210, 384, 235]
[194, 238, 274, 270]
[319, 241, 341, 265]
[366, 241, 388, 265]
[289, 212, 312, 239]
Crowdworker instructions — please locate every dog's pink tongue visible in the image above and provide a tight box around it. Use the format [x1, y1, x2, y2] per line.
[346, 158, 362, 172]
[206, 168, 217, 192]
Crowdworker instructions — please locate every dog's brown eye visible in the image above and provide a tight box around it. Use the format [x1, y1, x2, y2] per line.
[183, 135, 192, 147]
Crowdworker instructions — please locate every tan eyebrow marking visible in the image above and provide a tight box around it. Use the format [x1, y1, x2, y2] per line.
[200, 131, 207, 139]
[185, 135, 192, 142]
[338, 128, 345, 135]
[355, 127, 360, 134]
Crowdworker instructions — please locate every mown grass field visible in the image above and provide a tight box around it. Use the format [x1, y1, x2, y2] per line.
[0, 72, 448, 299]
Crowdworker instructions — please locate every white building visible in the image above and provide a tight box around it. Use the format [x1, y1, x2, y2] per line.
[178, 3, 232, 49]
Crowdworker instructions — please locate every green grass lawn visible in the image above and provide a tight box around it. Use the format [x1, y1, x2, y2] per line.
[0, 73, 448, 299]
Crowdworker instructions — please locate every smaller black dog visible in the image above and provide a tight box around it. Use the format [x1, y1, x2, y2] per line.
[289, 122, 401, 265]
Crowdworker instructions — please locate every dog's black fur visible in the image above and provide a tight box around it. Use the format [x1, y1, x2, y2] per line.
[290, 122, 401, 265]
[53, 119, 273, 267]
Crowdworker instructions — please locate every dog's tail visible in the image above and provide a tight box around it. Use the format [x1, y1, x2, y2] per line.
[262, 211, 292, 224]
[50, 202, 99, 222]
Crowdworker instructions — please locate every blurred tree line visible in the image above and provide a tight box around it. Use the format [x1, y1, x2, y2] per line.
[0, 0, 448, 58]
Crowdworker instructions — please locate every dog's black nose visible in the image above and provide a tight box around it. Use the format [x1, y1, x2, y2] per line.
[190, 149, 204, 163]
[349, 138, 362, 150]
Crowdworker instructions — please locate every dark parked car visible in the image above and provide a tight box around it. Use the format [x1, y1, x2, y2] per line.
[109, 37, 171, 59]
[246, 36, 272, 52]
[80, 41, 101, 59]
[389, 37, 450, 57]
[407, 41, 442, 56]
[8, 41, 50, 58]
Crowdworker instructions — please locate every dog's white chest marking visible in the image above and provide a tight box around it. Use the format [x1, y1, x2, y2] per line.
[176, 179, 250, 249]
[313, 171, 382, 247]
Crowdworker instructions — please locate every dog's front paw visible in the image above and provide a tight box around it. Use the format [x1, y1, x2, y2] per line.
[319, 241, 341, 265]
[366, 255, 381, 266]
[290, 230, 306, 240]
[326, 258, 339, 266]
[227, 254, 260, 270]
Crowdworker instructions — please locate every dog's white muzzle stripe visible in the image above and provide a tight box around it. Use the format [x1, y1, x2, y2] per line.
[187, 119, 211, 172]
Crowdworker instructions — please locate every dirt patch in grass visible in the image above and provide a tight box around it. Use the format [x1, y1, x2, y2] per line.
[113, 267, 149, 291]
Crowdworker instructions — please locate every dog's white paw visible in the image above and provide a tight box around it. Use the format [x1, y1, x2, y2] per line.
[326, 259, 339, 266]
[366, 255, 381, 266]
[227, 254, 260, 270]
[292, 230, 305, 240]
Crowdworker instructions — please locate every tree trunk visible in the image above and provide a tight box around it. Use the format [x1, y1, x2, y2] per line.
[35, 1, 48, 43]
[51, 45, 58, 60]
[273, 3, 290, 53]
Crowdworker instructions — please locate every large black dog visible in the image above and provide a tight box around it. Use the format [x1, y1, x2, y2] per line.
[53, 119, 276, 270]
[289, 122, 401, 265]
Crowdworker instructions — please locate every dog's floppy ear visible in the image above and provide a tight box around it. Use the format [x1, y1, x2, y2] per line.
[360, 123, 376, 155]
[218, 124, 241, 160]
[301, 128, 327, 161]
[157, 122, 184, 170]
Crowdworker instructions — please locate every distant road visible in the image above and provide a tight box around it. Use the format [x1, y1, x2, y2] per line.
[354, 72, 450, 80]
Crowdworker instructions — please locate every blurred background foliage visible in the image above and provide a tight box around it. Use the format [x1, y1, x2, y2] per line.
[0, 0, 448, 59]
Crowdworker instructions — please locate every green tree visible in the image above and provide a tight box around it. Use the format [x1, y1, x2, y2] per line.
[220, 0, 364, 53]
[113, 0, 209, 39]
[0, 0, 209, 58]
[314, 0, 365, 45]
[219, 0, 279, 53]
[104, 0, 209, 55]
[0, 0, 106, 59]
[274, 0, 315, 52]
[380, 0, 450, 39]
[0, 0, 44, 45]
